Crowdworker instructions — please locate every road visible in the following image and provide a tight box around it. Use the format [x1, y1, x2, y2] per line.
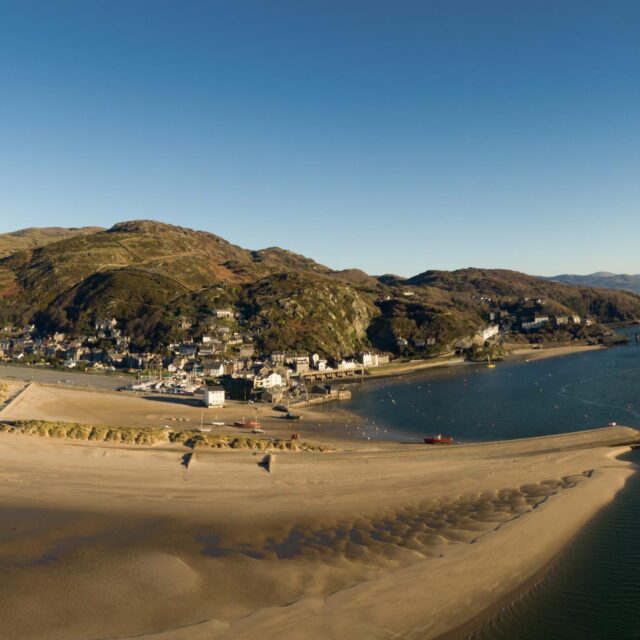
[0, 364, 129, 390]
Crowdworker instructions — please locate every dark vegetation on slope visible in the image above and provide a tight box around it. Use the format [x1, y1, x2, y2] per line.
[1, 221, 639, 357]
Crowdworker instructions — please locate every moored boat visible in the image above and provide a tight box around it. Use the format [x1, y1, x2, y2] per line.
[423, 434, 453, 445]
[234, 418, 262, 429]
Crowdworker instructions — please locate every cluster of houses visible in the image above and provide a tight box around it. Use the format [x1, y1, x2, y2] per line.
[0, 295, 598, 406]
[0, 317, 393, 406]
[393, 297, 596, 352]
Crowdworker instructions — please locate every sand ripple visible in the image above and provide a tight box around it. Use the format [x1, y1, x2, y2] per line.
[201, 473, 589, 562]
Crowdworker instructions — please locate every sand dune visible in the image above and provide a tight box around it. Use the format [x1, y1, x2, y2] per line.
[0, 424, 637, 639]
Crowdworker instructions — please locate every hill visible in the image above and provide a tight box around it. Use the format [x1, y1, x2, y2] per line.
[548, 272, 640, 295]
[0, 221, 375, 356]
[409, 268, 640, 319]
[1, 221, 640, 357]
[0, 226, 104, 258]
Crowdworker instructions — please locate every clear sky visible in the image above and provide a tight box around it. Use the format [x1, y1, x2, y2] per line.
[1, 1, 638, 276]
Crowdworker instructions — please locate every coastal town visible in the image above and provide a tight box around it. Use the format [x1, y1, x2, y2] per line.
[0, 297, 610, 409]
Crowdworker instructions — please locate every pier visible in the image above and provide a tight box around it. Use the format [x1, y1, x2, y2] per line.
[297, 366, 365, 382]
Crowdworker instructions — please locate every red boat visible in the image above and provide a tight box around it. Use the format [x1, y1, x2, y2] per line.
[234, 419, 261, 429]
[423, 434, 453, 445]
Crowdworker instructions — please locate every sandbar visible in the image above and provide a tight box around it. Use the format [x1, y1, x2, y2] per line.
[0, 417, 637, 639]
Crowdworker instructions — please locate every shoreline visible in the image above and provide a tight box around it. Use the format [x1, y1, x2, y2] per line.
[335, 342, 608, 388]
[437, 445, 637, 640]
[201, 442, 637, 640]
[0, 341, 613, 450]
[0, 426, 638, 639]
[0, 340, 618, 450]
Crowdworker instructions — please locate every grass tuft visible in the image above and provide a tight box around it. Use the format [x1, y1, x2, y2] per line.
[0, 420, 330, 452]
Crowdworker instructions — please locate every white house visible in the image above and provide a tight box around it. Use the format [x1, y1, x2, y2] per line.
[203, 386, 225, 408]
[213, 309, 234, 319]
[478, 325, 499, 341]
[360, 352, 380, 367]
[522, 319, 545, 331]
[203, 361, 225, 377]
[254, 372, 283, 389]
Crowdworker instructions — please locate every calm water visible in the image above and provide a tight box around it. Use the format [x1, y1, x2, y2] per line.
[469, 448, 640, 640]
[349, 336, 640, 442]
[348, 331, 640, 639]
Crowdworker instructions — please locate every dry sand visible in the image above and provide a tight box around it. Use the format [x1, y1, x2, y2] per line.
[0, 381, 362, 444]
[0, 419, 637, 640]
[504, 343, 605, 362]
[364, 343, 605, 378]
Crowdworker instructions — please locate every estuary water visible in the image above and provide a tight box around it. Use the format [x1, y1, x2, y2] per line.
[348, 330, 640, 640]
[469, 448, 640, 640]
[349, 336, 640, 442]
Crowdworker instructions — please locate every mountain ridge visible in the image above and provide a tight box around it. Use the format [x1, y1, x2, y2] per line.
[0, 226, 104, 258]
[548, 272, 640, 295]
[1, 220, 640, 357]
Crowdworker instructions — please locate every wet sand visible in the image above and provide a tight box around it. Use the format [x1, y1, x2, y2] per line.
[0, 424, 637, 640]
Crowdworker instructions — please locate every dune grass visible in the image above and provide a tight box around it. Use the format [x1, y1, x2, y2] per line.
[0, 420, 329, 452]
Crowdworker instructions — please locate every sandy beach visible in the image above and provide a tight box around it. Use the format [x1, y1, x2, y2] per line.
[0, 401, 637, 640]
[358, 342, 606, 381]
[0, 381, 363, 444]
[503, 343, 606, 362]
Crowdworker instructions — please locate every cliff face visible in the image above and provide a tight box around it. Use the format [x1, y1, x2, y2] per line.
[1, 221, 640, 357]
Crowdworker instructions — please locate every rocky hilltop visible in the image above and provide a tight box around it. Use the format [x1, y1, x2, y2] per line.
[1, 220, 639, 357]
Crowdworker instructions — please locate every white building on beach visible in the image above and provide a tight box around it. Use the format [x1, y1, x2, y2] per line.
[203, 386, 225, 408]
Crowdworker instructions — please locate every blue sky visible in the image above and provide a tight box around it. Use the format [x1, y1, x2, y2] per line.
[1, 1, 638, 276]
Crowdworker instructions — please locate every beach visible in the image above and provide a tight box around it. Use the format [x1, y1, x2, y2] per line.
[503, 343, 606, 362]
[358, 342, 606, 380]
[0, 380, 363, 445]
[0, 397, 637, 639]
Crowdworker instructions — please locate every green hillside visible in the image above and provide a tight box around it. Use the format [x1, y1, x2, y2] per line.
[1, 221, 640, 357]
[0, 226, 104, 259]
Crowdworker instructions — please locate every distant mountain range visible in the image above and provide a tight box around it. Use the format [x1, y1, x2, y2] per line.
[0, 226, 104, 259]
[548, 273, 640, 295]
[1, 220, 640, 357]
